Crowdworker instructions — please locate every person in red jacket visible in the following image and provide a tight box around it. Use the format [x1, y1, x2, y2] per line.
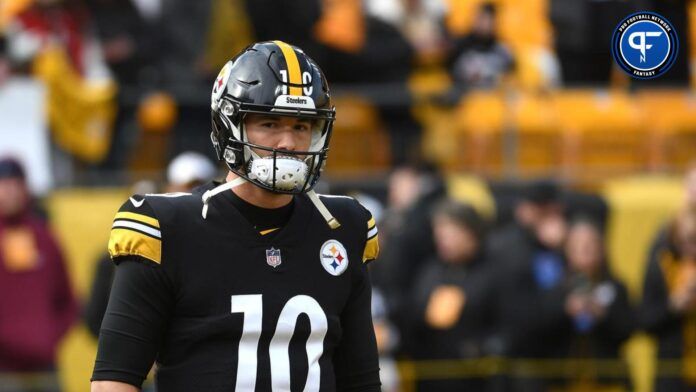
[0, 157, 78, 390]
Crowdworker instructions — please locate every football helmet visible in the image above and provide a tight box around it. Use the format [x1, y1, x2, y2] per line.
[210, 41, 336, 194]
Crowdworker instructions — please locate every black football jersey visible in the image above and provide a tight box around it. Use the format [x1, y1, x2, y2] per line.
[92, 183, 380, 391]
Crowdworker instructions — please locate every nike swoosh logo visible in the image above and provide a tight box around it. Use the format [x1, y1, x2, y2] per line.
[130, 197, 145, 208]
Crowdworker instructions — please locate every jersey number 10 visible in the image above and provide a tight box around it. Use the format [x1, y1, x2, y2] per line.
[231, 294, 328, 391]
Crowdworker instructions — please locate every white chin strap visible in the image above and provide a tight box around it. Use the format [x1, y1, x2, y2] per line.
[201, 177, 247, 218]
[200, 174, 340, 229]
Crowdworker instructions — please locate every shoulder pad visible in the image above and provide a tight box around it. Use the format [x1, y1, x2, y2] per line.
[318, 194, 379, 263]
[108, 195, 163, 264]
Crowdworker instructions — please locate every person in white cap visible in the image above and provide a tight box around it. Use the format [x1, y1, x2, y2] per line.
[165, 151, 217, 193]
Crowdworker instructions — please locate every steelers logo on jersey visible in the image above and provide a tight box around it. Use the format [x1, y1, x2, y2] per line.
[320, 239, 349, 276]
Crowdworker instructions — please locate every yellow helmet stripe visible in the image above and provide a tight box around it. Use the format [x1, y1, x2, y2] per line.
[273, 40, 303, 96]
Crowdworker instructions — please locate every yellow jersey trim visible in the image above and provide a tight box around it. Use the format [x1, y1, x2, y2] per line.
[114, 212, 160, 229]
[363, 235, 379, 263]
[259, 227, 280, 236]
[108, 228, 162, 264]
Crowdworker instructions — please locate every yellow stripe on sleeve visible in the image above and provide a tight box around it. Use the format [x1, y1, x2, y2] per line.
[108, 228, 162, 264]
[114, 212, 160, 228]
[363, 235, 380, 263]
[273, 40, 302, 96]
[367, 216, 376, 230]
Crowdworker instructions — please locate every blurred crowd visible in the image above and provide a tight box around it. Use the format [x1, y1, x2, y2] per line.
[0, 0, 692, 183]
[361, 161, 696, 391]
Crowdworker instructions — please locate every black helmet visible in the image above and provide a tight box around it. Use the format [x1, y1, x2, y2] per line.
[210, 41, 336, 194]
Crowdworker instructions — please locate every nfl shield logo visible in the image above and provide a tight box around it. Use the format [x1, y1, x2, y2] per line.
[266, 247, 282, 268]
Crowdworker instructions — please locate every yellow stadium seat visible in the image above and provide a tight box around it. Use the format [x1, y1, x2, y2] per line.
[446, 91, 507, 176]
[444, 0, 495, 37]
[323, 96, 391, 175]
[408, 67, 453, 100]
[511, 92, 561, 176]
[457, 91, 506, 133]
[552, 90, 647, 182]
[636, 90, 696, 171]
[497, 5, 551, 50]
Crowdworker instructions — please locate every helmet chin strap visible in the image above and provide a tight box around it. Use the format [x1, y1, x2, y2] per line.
[200, 175, 340, 229]
[201, 177, 247, 218]
[307, 190, 341, 229]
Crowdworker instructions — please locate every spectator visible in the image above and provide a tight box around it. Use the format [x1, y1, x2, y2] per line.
[559, 217, 634, 390]
[164, 151, 217, 193]
[0, 157, 78, 391]
[85, 0, 162, 172]
[87, 0, 158, 86]
[640, 205, 696, 391]
[6, 0, 111, 80]
[366, 0, 448, 63]
[83, 151, 217, 338]
[371, 162, 447, 340]
[488, 180, 568, 391]
[409, 200, 495, 391]
[648, 162, 696, 265]
[447, 2, 514, 90]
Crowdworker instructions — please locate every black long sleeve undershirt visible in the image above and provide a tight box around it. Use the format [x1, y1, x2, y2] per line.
[92, 258, 175, 387]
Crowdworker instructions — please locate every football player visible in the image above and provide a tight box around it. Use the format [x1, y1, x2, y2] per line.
[91, 41, 381, 391]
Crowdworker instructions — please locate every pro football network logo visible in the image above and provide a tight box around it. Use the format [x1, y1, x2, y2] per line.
[611, 12, 678, 79]
[266, 247, 282, 268]
[320, 240, 349, 276]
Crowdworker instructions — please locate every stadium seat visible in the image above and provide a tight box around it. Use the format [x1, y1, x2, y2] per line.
[324, 96, 391, 174]
[635, 90, 696, 171]
[497, 0, 552, 50]
[408, 67, 453, 100]
[444, 0, 491, 37]
[552, 90, 646, 183]
[449, 91, 507, 176]
[511, 92, 561, 177]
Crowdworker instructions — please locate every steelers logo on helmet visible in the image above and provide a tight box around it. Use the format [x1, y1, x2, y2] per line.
[611, 12, 679, 79]
[209, 41, 336, 194]
[211, 61, 232, 108]
[320, 239, 349, 276]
